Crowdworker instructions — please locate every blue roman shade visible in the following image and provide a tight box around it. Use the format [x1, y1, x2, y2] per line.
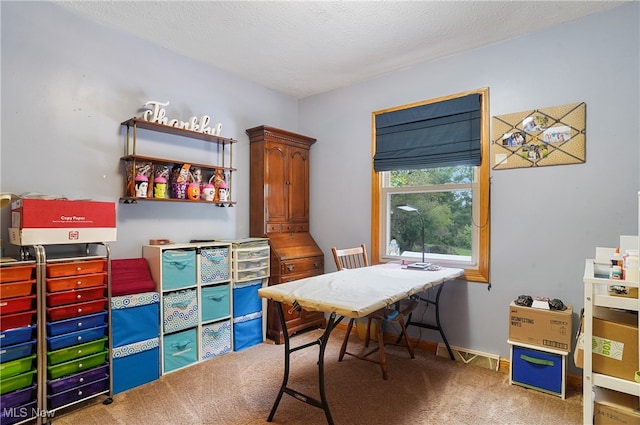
[373, 94, 481, 172]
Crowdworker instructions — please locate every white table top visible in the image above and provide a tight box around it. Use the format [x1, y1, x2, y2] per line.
[258, 264, 464, 318]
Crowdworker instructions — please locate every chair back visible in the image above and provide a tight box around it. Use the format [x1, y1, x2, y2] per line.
[331, 244, 369, 270]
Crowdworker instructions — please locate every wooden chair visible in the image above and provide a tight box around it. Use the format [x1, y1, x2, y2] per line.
[331, 244, 418, 380]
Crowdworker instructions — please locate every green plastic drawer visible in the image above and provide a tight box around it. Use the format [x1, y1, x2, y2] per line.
[0, 369, 36, 395]
[47, 350, 109, 379]
[47, 337, 108, 365]
[0, 354, 36, 379]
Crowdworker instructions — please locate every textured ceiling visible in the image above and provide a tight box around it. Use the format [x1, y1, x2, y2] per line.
[54, 1, 625, 99]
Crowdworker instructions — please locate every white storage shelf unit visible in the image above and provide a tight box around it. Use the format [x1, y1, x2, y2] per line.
[142, 242, 233, 374]
[582, 253, 640, 422]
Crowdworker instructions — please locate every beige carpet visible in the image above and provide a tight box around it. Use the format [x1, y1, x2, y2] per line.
[52, 329, 583, 425]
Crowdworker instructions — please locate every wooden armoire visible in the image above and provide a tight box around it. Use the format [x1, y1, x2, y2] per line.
[246, 125, 326, 344]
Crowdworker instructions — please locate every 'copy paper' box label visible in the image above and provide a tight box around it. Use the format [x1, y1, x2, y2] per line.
[11, 199, 116, 229]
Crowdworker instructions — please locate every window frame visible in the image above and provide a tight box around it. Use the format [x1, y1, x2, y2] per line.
[370, 88, 490, 283]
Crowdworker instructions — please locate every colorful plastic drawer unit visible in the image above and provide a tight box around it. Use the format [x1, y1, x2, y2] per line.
[47, 285, 106, 307]
[47, 364, 109, 394]
[0, 295, 36, 315]
[47, 337, 108, 365]
[47, 350, 109, 379]
[47, 298, 106, 322]
[0, 265, 35, 284]
[0, 369, 37, 395]
[0, 354, 36, 379]
[46, 272, 106, 292]
[0, 310, 35, 332]
[47, 311, 107, 336]
[0, 280, 35, 300]
[47, 325, 108, 351]
[0, 384, 36, 409]
[0, 340, 36, 364]
[0, 326, 34, 347]
[47, 377, 109, 409]
[1, 399, 37, 425]
[46, 259, 106, 278]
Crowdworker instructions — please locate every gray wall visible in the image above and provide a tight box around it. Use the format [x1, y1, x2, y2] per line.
[2, 1, 639, 372]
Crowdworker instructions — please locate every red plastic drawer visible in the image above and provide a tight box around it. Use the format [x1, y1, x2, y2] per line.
[47, 286, 106, 307]
[0, 265, 35, 284]
[46, 260, 106, 278]
[46, 273, 106, 293]
[0, 295, 36, 315]
[0, 280, 35, 300]
[47, 299, 106, 322]
[0, 311, 36, 332]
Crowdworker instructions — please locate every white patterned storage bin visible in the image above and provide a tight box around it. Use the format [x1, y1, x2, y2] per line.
[200, 320, 231, 360]
[199, 247, 230, 284]
[162, 289, 198, 333]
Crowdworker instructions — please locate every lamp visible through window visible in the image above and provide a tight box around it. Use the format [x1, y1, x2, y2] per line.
[395, 204, 430, 268]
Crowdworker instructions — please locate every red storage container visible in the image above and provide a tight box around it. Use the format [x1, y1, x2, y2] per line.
[46, 272, 106, 293]
[46, 299, 106, 322]
[0, 310, 36, 331]
[0, 280, 35, 300]
[0, 265, 35, 283]
[0, 295, 36, 315]
[46, 286, 106, 307]
[46, 260, 106, 278]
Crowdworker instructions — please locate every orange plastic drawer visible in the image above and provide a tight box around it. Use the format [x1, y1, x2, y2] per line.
[0, 265, 35, 284]
[46, 260, 106, 278]
[0, 295, 36, 315]
[46, 286, 107, 307]
[47, 299, 107, 322]
[0, 280, 35, 300]
[46, 272, 106, 293]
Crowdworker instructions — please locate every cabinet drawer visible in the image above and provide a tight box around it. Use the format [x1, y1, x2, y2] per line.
[201, 284, 230, 322]
[46, 325, 108, 351]
[201, 320, 231, 360]
[0, 265, 35, 284]
[46, 312, 107, 337]
[0, 326, 35, 348]
[46, 298, 107, 322]
[47, 377, 109, 409]
[47, 350, 108, 379]
[47, 364, 109, 395]
[237, 247, 270, 260]
[46, 272, 106, 292]
[163, 290, 198, 333]
[511, 345, 563, 395]
[46, 285, 106, 307]
[0, 295, 36, 315]
[266, 223, 282, 233]
[282, 223, 309, 233]
[46, 260, 106, 278]
[280, 257, 323, 275]
[47, 337, 108, 365]
[0, 280, 35, 300]
[199, 247, 230, 284]
[163, 329, 197, 373]
[0, 354, 36, 379]
[161, 250, 197, 290]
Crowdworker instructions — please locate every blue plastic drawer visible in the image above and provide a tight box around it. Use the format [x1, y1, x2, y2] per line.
[512, 345, 562, 395]
[233, 314, 263, 352]
[0, 340, 36, 364]
[111, 292, 159, 347]
[113, 338, 159, 394]
[0, 384, 35, 409]
[200, 320, 231, 361]
[47, 364, 109, 394]
[47, 311, 107, 336]
[161, 250, 196, 290]
[163, 290, 198, 333]
[233, 281, 263, 317]
[163, 329, 197, 373]
[0, 326, 34, 348]
[199, 247, 229, 284]
[201, 284, 230, 322]
[47, 377, 109, 409]
[46, 325, 108, 351]
[0, 398, 36, 425]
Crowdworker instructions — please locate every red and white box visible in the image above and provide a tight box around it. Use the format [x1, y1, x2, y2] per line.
[9, 199, 117, 245]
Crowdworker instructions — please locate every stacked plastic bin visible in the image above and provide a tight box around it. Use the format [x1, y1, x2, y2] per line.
[110, 258, 159, 394]
[0, 262, 37, 425]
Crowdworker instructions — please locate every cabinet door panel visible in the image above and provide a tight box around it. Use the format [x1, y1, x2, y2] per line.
[288, 146, 309, 223]
[265, 144, 287, 223]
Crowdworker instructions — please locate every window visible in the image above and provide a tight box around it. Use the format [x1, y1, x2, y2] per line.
[371, 88, 490, 283]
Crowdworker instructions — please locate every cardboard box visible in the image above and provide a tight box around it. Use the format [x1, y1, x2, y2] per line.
[9, 228, 117, 245]
[594, 387, 640, 425]
[575, 307, 639, 382]
[508, 302, 573, 351]
[11, 199, 116, 229]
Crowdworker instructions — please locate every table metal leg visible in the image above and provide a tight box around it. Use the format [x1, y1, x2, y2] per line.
[267, 302, 340, 425]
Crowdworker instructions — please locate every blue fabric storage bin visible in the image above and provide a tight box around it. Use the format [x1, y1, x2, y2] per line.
[112, 337, 159, 394]
[111, 292, 160, 347]
[233, 313, 263, 352]
[46, 325, 107, 351]
[161, 250, 196, 290]
[233, 281, 263, 317]
[512, 345, 562, 395]
[46, 311, 107, 337]
[199, 247, 230, 284]
[0, 326, 34, 348]
[163, 329, 197, 373]
[201, 284, 230, 322]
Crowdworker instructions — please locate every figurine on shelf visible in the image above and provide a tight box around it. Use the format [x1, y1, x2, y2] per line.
[217, 181, 229, 205]
[128, 162, 152, 198]
[211, 169, 226, 202]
